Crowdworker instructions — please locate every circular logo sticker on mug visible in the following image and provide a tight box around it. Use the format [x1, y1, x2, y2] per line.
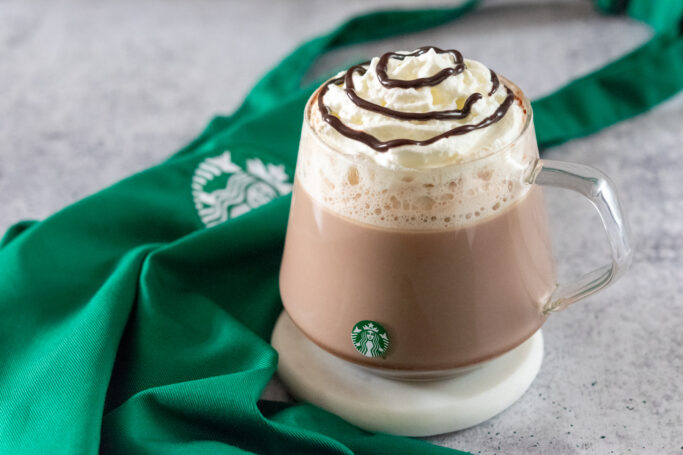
[351, 320, 390, 358]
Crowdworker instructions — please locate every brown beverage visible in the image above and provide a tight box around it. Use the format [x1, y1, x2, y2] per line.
[280, 47, 557, 376]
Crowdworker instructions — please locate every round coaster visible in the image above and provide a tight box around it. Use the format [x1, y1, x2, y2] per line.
[271, 311, 543, 437]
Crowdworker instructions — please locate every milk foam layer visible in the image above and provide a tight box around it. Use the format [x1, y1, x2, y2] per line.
[301, 48, 538, 230]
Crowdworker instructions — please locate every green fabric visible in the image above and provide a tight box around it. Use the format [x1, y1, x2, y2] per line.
[534, 0, 683, 146]
[1, 1, 681, 454]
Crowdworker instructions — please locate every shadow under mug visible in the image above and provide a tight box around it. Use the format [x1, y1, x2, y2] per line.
[279, 82, 632, 380]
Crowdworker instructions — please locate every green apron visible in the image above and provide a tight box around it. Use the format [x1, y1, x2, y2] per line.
[1, 1, 681, 453]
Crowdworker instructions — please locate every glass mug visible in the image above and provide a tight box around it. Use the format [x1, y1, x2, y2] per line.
[279, 79, 632, 380]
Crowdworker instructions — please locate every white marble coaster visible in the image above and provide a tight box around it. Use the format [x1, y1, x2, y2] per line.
[271, 311, 543, 437]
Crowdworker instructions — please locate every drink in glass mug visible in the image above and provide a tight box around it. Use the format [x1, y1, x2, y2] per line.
[279, 47, 631, 379]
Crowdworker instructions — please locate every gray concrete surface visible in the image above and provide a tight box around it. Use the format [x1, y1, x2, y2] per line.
[1, 0, 681, 453]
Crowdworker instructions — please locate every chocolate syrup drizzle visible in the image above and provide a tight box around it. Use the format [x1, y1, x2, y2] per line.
[317, 46, 515, 153]
[376, 48, 466, 89]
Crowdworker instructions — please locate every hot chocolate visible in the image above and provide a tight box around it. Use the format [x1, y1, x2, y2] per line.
[279, 47, 556, 375]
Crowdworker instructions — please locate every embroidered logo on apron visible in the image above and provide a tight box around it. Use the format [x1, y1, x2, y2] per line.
[192, 151, 292, 227]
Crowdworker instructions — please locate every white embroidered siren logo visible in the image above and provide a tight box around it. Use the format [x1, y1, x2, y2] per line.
[192, 151, 292, 227]
[351, 320, 390, 358]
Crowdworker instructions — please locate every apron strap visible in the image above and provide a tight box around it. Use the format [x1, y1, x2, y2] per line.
[535, 0, 683, 146]
[234, 0, 480, 120]
[186, 0, 682, 153]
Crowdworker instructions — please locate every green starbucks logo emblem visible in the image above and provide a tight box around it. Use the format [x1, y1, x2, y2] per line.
[351, 320, 390, 358]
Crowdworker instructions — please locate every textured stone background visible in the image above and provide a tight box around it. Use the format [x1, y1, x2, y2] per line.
[1, 0, 681, 453]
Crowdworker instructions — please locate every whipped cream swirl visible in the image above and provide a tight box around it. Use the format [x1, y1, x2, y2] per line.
[310, 47, 526, 169]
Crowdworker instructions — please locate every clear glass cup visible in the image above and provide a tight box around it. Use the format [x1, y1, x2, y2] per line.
[279, 79, 632, 380]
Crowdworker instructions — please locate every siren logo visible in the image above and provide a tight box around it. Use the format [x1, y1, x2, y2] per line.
[351, 320, 390, 358]
[192, 151, 292, 228]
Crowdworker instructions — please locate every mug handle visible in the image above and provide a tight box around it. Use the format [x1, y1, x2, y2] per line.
[529, 159, 633, 314]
